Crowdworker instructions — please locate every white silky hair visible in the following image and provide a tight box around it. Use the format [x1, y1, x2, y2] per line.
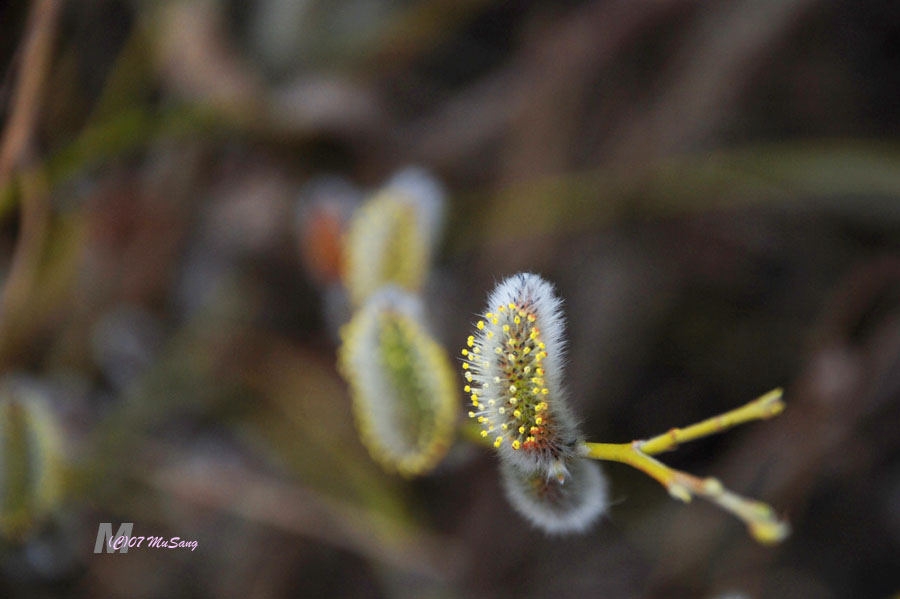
[500, 458, 608, 534]
[341, 287, 429, 458]
[343, 168, 445, 306]
[467, 273, 583, 474]
[384, 166, 445, 251]
[0, 379, 64, 522]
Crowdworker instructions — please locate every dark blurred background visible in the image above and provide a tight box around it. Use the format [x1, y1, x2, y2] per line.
[1, 0, 899, 597]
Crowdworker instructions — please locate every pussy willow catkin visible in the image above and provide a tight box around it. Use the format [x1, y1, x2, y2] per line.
[0, 382, 64, 538]
[339, 287, 457, 477]
[462, 273, 583, 481]
[342, 169, 444, 307]
[500, 458, 608, 534]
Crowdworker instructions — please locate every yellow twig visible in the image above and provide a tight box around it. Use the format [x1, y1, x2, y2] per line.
[581, 440, 789, 544]
[638, 388, 784, 455]
[581, 389, 789, 544]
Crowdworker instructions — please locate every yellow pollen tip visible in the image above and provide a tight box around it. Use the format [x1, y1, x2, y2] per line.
[476, 321, 484, 330]
[461, 349, 468, 356]
[542, 388, 549, 395]
[467, 336, 474, 347]
[486, 313, 493, 318]
[535, 417, 543, 425]
[527, 314, 536, 322]
[508, 303, 515, 310]
[502, 324, 510, 332]
[464, 385, 471, 392]
[468, 411, 475, 418]
[518, 425, 526, 434]
[513, 410, 521, 418]
[494, 437, 503, 448]
[480, 430, 488, 437]
[514, 316, 521, 325]
[486, 331, 494, 338]
[512, 440, 521, 450]
[461, 363, 468, 369]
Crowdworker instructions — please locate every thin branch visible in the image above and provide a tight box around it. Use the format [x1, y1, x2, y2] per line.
[143, 444, 464, 581]
[0, 0, 62, 183]
[0, 0, 62, 357]
[582, 389, 790, 544]
[638, 388, 784, 455]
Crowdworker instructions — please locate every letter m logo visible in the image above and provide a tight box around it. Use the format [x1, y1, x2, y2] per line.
[94, 522, 133, 554]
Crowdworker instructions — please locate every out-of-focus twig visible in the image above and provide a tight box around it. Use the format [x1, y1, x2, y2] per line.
[0, 0, 62, 185]
[460, 142, 900, 253]
[144, 443, 465, 581]
[404, 0, 692, 175]
[607, 0, 819, 161]
[0, 0, 63, 361]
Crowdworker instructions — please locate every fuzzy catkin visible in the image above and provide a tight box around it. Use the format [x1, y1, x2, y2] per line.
[339, 287, 457, 476]
[342, 169, 444, 307]
[462, 273, 583, 480]
[0, 384, 64, 538]
[500, 458, 608, 534]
